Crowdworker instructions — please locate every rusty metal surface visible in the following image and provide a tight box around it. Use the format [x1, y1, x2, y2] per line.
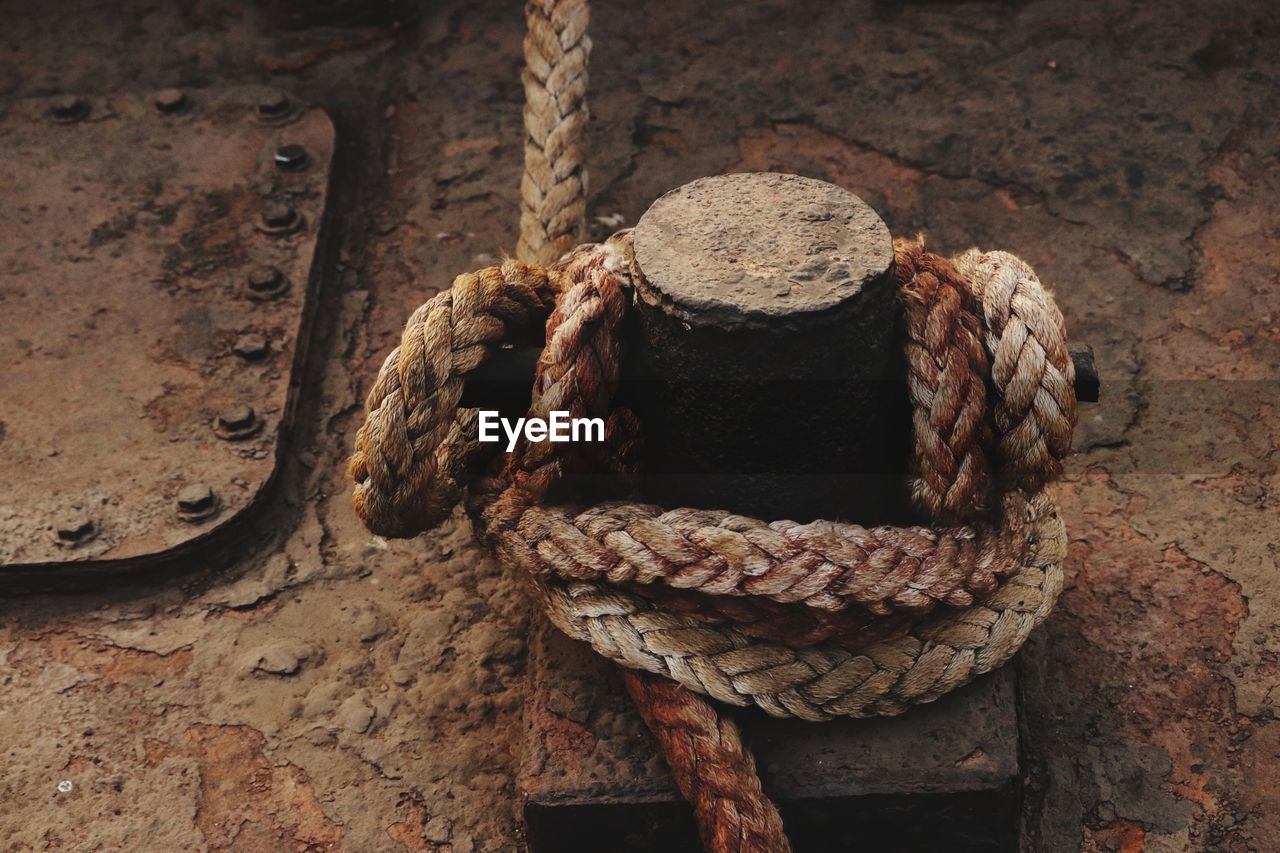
[521, 618, 1018, 851]
[632, 173, 894, 328]
[0, 2, 1276, 850]
[0, 88, 333, 571]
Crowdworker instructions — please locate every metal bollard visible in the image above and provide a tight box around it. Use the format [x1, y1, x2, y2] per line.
[519, 172, 1085, 852]
[624, 172, 910, 522]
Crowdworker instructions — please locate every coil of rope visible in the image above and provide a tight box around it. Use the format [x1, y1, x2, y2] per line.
[348, 2, 1076, 850]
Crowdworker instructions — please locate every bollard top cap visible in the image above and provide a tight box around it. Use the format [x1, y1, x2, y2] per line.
[632, 173, 893, 329]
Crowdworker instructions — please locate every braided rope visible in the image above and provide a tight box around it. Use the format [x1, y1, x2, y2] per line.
[349, 261, 559, 538]
[509, 244, 626, 496]
[895, 238, 997, 523]
[518, 0, 591, 264]
[619, 578, 920, 648]
[534, 491, 1064, 722]
[350, 238, 1075, 850]
[954, 249, 1077, 490]
[624, 670, 791, 852]
[501, 486, 1030, 620]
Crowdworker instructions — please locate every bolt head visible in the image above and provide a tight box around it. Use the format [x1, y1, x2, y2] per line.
[49, 95, 89, 123]
[248, 265, 283, 290]
[176, 484, 218, 521]
[246, 265, 288, 299]
[256, 89, 292, 118]
[274, 144, 308, 170]
[153, 88, 189, 114]
[233, 333, 269, 360]
[215, 404, 262, 440]
[260, 202, 300, 232]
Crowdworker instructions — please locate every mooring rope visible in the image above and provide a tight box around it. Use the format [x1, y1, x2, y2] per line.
[517, 0, 591, 264]
[350, 237, 1074, 850]
[348, 2, 1077, 850]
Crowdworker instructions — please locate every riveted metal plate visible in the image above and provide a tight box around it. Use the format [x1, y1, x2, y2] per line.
[0, 88, 333, 572]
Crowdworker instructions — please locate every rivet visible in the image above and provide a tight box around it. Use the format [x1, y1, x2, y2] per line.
[153, 88, 189, 114]
[53, 515, 96, 547]
[256, 89, 292, 119]
[259, 202, 302, 235]
[215, 404, 262, 440]
[49, 95, 90, 123]
[274, 144, 308, 170]
[176, 484, 218, 522]
[246, 265, 289, 299]
[233, 333, 269, 361]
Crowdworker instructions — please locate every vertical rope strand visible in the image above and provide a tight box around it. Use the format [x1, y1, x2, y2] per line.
[518, 0, 591, 263]
[624, 670, 792, 853]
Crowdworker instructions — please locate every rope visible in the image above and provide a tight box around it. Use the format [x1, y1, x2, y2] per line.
[624, 669, 790, 852]
[517, 0, 591, 264]
[349, 262, 559, 538]
[954, 249, 1077, 490]
[533, 491, 1064, 722]
[350, 6, 1079, 847]
[349, 237, 1075, 851]
[896, 239, 997, 523]
[500, 490, 1032, 618]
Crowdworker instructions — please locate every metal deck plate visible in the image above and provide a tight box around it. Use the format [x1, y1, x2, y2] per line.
[0, 88, 333, 571]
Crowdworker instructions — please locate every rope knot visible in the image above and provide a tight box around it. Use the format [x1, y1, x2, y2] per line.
[350, 230, 1076, 853]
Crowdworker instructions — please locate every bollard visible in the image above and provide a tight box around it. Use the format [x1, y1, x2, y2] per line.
[520, 173, 1029, 851]
[625, 173, 912, 522]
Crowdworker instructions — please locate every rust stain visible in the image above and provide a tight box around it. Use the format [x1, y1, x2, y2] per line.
[1051, 469, 1251, 838]
[385, 791, 452, 852]
[522, 688, 598, 799]
[19, 630, 193, 684]
[1153, 729, 1216, 809]
[1086, 820, 1147, 852]
[146, 724, 344, 852]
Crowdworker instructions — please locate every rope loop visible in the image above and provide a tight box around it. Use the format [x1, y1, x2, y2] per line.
[351, 232, 1075, 708]
[350, 233, 1075, 851]
[348, 260, 560, 538]
[349, 4, 1078, 847]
